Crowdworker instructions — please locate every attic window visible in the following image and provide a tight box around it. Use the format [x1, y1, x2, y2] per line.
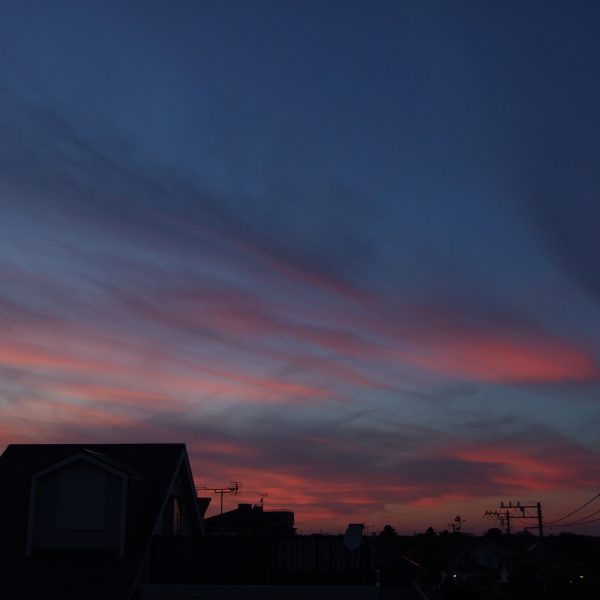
[55, 468, 106, 530]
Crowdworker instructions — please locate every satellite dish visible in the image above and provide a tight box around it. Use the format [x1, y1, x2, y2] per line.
[343, 523, 364, 551]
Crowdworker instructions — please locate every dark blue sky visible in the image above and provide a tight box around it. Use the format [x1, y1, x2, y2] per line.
[1, 1, 600, 532]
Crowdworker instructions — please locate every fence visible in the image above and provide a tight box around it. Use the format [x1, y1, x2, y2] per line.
[149, 535, 378, 586]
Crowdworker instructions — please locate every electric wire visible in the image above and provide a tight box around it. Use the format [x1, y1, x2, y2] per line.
[553, 514, 600, 528]
[545, 491, 600, 525]
[549, 507, 600, 528]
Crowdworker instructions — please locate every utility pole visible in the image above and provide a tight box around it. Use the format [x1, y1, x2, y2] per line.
[485, 509, 511, 534]
[486, 501, 544, 537]
[536, 501, 544, 538]
[486, 501, 546, 600]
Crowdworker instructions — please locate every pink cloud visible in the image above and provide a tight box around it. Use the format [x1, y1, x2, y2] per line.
[451, 439, 600, 491]
[405, 333, 599, 383]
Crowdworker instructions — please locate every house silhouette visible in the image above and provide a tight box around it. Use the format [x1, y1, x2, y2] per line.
[0, 443, 203, 599]
[204, 502, 295, 536]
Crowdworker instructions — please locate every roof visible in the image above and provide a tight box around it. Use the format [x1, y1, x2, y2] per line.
[0, 443, 196, 600]
[205, 504, 295, 535]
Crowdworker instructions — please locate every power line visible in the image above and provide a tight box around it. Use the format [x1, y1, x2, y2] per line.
[545, 492, 600, 525]
[484, 509, 512, 535]
[551, 508, 600, 528]
[555, 514, 600, 528]
[484, 501, 544, 536]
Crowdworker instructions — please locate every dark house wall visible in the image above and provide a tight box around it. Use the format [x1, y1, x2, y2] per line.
[32, 459, 125, 551]
[156, 462, 200, 536]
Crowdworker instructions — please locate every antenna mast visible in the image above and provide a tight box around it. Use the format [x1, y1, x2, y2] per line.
[197, 481, 240, 514]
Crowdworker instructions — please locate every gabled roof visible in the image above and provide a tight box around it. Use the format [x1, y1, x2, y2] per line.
[0, 443, 200, 600]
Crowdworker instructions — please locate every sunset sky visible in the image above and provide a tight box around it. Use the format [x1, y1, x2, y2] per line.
[1, 1, 600, 534]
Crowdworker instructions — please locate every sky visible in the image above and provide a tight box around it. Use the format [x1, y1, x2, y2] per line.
[1, 1, 600, 535]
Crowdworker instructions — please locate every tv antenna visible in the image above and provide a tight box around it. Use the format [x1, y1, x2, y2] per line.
[198, 481, 240, 514]
[448, 515, 466, 533]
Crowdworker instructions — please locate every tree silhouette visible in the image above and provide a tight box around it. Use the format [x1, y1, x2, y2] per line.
[379, 524, 398, 538]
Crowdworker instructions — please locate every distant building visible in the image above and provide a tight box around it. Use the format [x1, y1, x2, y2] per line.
[0, 443, 203, 599]
[204, 502, 295, 536]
